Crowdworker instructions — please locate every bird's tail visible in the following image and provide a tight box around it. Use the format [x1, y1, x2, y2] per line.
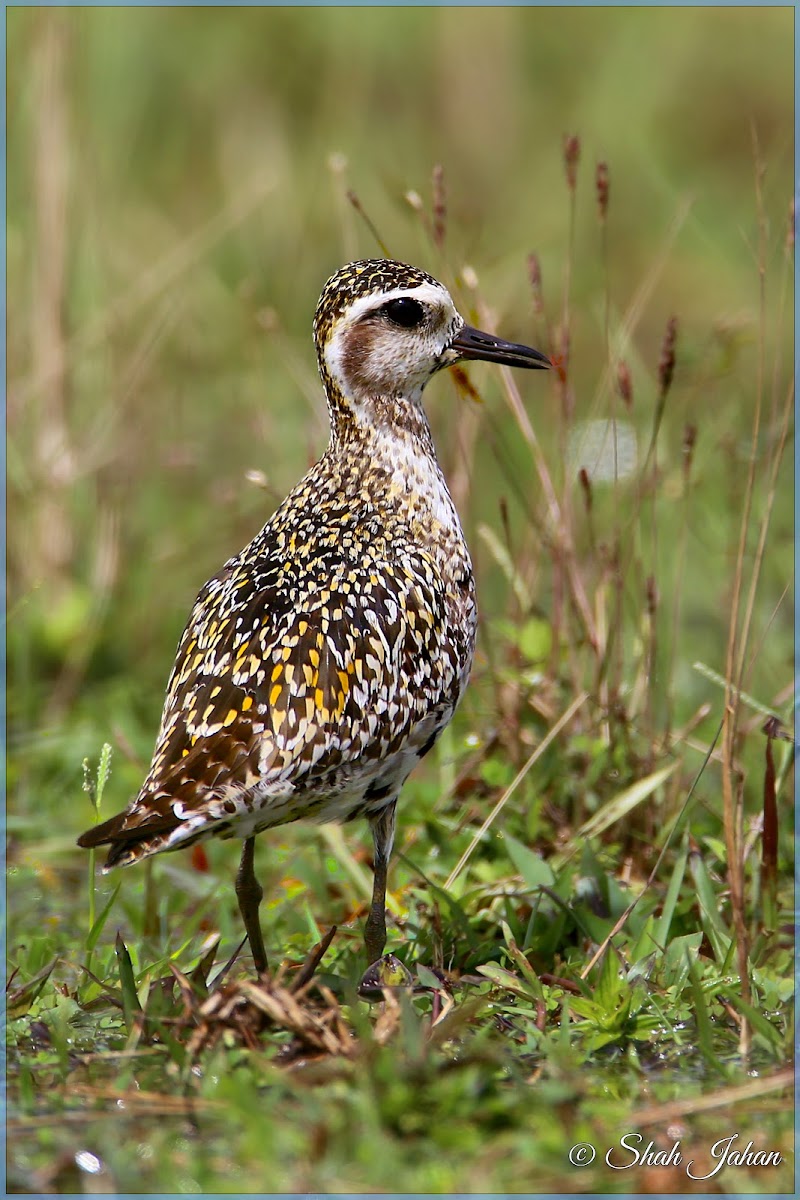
[77, 808, 184, 870]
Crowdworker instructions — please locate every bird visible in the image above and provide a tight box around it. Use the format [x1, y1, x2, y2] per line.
[77, 258, 550, 975]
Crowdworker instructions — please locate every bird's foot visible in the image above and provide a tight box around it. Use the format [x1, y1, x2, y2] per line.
[357, 952, 413, 998]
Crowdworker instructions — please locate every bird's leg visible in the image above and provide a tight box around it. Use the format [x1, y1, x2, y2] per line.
[235, 836, 268, 976]
[364, 801, 397, 964]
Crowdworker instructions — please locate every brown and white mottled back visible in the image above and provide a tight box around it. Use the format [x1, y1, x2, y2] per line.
[78, 258, 549, 969]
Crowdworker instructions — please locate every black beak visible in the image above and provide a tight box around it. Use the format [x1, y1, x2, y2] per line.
[450, 324, 551, 370]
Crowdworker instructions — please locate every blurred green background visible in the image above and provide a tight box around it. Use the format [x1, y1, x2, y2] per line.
[9, 3, 793, 736]
[9, 0, 794, 945]
[8, 8, 794, 1191]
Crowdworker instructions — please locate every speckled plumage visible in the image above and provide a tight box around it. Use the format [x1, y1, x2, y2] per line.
[79, 258, 549, 968]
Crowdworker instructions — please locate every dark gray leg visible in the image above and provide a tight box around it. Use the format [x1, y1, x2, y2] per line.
[364, 801, 397, 964]
[235, 836, 268, 975]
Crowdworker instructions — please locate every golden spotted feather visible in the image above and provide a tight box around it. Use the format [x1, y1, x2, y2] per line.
[83, 360, 476, 864]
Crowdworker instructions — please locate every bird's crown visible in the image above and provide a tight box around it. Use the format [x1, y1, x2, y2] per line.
[313, 258, 440, 353]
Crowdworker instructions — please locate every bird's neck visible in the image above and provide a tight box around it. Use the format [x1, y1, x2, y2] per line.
[320, 386, 463, 541]
[326, 384, 439, 463]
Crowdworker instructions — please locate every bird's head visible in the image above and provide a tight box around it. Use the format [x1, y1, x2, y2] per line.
[313, 258, 550, 437]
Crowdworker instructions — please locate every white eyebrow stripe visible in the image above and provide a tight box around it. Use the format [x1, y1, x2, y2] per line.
[342, 281, 453, 324]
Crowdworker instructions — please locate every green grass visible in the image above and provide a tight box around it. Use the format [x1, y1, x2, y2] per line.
[8, 7, 794, 1194]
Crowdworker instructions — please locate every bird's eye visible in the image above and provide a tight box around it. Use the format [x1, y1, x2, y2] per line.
[381, 297, 425, 328]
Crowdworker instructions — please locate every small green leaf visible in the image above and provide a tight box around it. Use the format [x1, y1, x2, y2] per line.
[504, 832, 555, 891]
[502, 922, 545, 1000]
[689, 848, 731, 963]
[685, 951, 725, 1075]
[723, 990, 783, 1052]
[7, 957, 58, 1020]
[664, 931, 703, 989]
[518, 617, 552, 663]
[593, 948, 624, 1012]
[476, 962, 533, 999]
[655, 841, 689, 947]
[415, 963, 443, 990]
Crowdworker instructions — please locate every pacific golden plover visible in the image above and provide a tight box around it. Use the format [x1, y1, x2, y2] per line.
[78, 259, 550, 973]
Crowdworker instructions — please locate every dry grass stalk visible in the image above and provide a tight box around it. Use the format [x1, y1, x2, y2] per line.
[30, 13, 72, 593]
[719, 131, 779, 1048]
[432, 162, 446, 250]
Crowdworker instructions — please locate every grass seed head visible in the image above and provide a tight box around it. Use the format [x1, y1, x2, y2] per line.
[616, 360, 633, 408]
[658, 317, 678, 398]
[432, 163, 446, 249]
[578, 467, 593, 514]
[558, 322, 570, 369]
[563, 134, 580, 192]
[527, 252, 544, 317]
[596, 161, 610, 220]
[682, 423, 697, 477]
[646, 575, 658, 616]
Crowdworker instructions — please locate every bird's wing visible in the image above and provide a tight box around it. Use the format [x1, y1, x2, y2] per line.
[80, 545, 456, 865]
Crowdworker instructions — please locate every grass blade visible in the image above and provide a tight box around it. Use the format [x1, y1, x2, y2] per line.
[115, 932, 142, 1031]
[86, 882, 122, 954]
